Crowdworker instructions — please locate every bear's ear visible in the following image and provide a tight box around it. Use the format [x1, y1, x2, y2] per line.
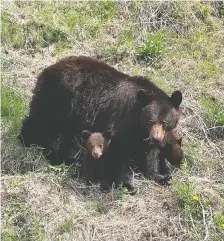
[137, 89, 149, 108]
[177, 138, 182, 146]
[102, 130, 111, 141]
[82, 130, 92, 140]
[170, 90, 182, 108]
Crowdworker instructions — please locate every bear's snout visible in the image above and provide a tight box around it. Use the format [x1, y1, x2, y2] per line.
[92, 147, 102, 159]
[150, 124, 165, 142]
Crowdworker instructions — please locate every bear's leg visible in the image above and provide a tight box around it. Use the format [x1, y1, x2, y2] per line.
[83, 156, 95, 186]
[111, 159, 135, 191]
[97, 160, 110, 191]
[57, 120, 78, 165]
[145, 144, 171, 185]
[123, 168, 136, 194]
[18, 116, 44, 147]
[40, 120, 63, 165]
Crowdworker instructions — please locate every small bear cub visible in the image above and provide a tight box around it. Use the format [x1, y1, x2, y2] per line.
[82, 130, 111, 190]
[164, 131, 183, 169]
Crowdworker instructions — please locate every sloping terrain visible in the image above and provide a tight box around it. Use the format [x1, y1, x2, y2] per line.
[1, 1, 224, 241]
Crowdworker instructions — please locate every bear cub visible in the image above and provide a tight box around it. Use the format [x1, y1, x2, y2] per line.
[144, 130, 183, 185]
[82, 130, 111, 190]
[164, 131, 183, 169]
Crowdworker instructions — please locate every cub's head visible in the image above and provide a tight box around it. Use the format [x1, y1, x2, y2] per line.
[82, 130, 111, 159]
[137, 89, 182, 142]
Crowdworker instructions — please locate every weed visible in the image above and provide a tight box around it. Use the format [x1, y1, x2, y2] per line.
[1, 227, 20, 241]
[199, 96, 224, 127]
[214, 212, 224, 234]
[59, 219, 73, 234]
[171, 177, 196, 211]
[115, 184, 127, 201]
[31, 216, 45, 241]
[137, 31, 163, 62]
[86, 201, 108, 215]
[46, 163, 71, 184]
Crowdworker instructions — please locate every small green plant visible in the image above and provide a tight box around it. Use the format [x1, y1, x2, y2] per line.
[172, 178, 195, 210]
[137, 31, 163, 62]
[59, 219, 73, 234]
[86, 201, 108, 214]
[214, 213, 224, 233]
[194, 2, 214, 20]
[1, 227, 20, 241]
[171, 176, 212, 221]
[47, 163, 70, 183]
[32, 216, 45, 241]
[199, 96, 224, 127]
[115, 184, 126, 201]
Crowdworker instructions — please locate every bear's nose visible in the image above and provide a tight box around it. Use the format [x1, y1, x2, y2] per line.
[93, 153, 100, 159]
[150, 124, 165, 142]
[92, 148, 102, 159]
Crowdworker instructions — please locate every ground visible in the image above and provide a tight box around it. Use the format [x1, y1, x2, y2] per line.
[1, 1, 224, 241]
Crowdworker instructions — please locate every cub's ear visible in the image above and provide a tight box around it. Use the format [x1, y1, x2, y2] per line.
[137, 89, 149, 108]
[82, 130, 92, 140]
[177, 138, 182, 146]
[102, 130, 111, 141]
[170, 90, 182, 108]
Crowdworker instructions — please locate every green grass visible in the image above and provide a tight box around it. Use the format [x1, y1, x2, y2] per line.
[1, 85, 27, 134]
[199, 96, 224, 127]
[1, 1, 117, 53]
[59, 219, 73, 234]
[137, 31, 163, 63]
[171, 174, 224, 240]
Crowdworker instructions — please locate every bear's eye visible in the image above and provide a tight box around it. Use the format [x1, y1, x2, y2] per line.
[99, 144, 103, 149]
[162, 120, 167, 127]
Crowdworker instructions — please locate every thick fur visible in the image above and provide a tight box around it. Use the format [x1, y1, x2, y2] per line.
[18, 56, 182, 186]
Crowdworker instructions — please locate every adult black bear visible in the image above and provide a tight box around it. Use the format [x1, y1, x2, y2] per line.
[18, 56, 182, 187]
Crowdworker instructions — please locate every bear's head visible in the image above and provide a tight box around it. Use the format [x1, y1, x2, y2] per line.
[137, 89, 182, 142]
[82, 130, 111, 159]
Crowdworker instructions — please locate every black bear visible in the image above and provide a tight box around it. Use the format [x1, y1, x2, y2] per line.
[18, 56, 182, 186]
[82, 130, 111, 190]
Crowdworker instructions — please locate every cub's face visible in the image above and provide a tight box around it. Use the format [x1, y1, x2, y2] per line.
[82, 130, 111, 159]
[137, 90, 182, 142]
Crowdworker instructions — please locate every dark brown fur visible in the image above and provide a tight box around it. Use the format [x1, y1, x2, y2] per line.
[18, 56, 182, 186]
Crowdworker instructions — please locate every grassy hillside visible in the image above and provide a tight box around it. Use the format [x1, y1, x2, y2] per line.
[1, 1, 224, 241]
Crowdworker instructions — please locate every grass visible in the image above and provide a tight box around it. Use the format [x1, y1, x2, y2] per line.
[1, 1, 224, 241]
[199, 96, 224, 127]
[137, 31, 164, 63]
[1, 85, 27, 134]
